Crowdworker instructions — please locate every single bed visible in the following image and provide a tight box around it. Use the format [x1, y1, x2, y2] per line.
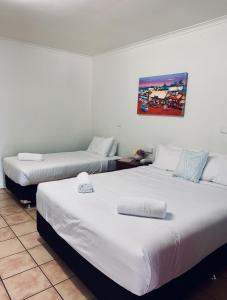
[3, 150, 119, 205]
[36, 165, 227, 298]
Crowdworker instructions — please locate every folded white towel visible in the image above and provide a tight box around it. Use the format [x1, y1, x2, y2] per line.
[17, 153, 44, 161]
[117, 197, 167, 219]
[77, 172, 94, 193]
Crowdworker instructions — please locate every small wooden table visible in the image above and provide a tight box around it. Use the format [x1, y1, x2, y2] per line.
[116, 158, 151, 170]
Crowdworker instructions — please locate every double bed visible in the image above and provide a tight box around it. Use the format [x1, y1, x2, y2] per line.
[4, 150, 118, 205]
[36, 165, 227, 298]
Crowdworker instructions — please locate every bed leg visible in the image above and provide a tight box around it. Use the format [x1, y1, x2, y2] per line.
[20, 199, 32, 208]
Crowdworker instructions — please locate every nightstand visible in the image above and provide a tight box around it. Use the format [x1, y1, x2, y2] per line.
[116, 158, 151, 170]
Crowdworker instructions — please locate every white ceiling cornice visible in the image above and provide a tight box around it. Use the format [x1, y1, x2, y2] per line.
[94, 15, 227, 58]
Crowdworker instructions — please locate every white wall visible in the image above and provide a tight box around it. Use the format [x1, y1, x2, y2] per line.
[92, 19, 227, 156]
[0, 38, 92, 187]
[1, 19, 227, 186]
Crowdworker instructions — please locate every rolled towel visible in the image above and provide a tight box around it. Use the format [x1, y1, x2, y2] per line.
[117, 197, 167, 219]
[17, 153, 44, 161]
[77, 172, 94, 193]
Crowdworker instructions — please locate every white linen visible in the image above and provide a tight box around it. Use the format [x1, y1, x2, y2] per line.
[202, 153, 227, 185]
[77, 172, 94, 193]
[202, 154, 219, 182]
[109, 140, 118, 157]
[3, 151, 119, 186]
[173, 150, 209, 183]
[87, 136, 114, 157]
[153, 144, 182, 171]
[37, 166, 227, 296]
[117, 197, 167, 219]
[17, 153, 44, 161]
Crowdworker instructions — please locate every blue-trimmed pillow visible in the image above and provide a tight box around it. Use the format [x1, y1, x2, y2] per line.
[174, 150, 209, 183]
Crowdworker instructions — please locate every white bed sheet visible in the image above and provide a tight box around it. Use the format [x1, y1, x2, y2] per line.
[37, 166, 227, 296]
[3, 151, 118, 186]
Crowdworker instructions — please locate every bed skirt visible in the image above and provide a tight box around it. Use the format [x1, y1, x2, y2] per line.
[5, 175, 37, 206]
[37, 211, 227, 300]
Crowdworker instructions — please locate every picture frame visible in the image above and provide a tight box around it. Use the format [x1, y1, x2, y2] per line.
[137, 72, 188, 116]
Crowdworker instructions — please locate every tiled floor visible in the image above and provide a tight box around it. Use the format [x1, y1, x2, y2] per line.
[0, 189, 94, 300]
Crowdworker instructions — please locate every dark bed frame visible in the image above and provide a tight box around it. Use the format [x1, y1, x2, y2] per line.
[5, 175, 37, 206]
[37, 211, 227, 300]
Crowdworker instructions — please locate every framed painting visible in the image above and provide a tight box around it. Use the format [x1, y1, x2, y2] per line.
[137, 72, 188, 116]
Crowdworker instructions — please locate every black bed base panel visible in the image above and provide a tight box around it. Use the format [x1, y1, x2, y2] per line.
[5, 175, 37, 206]
[37, 212, 227, 300]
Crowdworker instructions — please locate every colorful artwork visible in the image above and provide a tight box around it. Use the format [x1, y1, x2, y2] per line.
[137, 72, 188, 116]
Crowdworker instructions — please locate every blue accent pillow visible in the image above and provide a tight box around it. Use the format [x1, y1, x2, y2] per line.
[174, 150, 209, 183]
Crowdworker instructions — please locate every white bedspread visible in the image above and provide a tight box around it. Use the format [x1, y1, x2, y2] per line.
[37, 166, 227, 296]
[3, 151, 118, 186]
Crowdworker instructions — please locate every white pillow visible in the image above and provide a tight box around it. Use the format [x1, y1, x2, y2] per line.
[216, 159, 227, 185]
[202, 153, 227, 185]
[87, 136, 114, 157]
[201, 154, 219, 182]
[87, 136, 102, 153]
[153, 144, 182, 171]
[109, 140, 118, 157]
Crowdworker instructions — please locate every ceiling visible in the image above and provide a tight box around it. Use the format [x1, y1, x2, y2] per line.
[0, 0, 227, 55]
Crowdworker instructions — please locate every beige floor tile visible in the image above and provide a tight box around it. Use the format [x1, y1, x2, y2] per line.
[0, 192, 10, 197]
[3, 267, 51, 300]
[26, 208, 37, 220]
[0, 226, 15, 242]
[27, 287, 62, 300]
[3, 212, 32, 225]
[0, 251, 37, 279]
[0, 205, 23, 217]
[28, 244, 57, 265]
[0, 281, 10, 300]
[55, 277, 94, 300]
[19, 232, 45, 249]
[0, 237, 25, 259]
[40, 259, 73, 285]
[0, 197, 18, 209]
[0, 193, 11, 200]
[0, 188, 7, 194]
[11, 220, 37, 236]
[0, 216, 8, 229]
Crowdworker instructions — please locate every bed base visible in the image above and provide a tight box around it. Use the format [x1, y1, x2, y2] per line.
[37, 211, 227, 300]
[5, 175, 37, 207]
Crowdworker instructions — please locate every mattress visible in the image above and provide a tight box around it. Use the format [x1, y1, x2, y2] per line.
[36, 166, 227, 296]
[3, 151, 118, 186]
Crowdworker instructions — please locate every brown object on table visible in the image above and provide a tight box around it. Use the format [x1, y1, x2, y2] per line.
[116, 158, 151, 170]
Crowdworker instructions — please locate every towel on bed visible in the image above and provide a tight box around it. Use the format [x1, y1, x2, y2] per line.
[77, 172, 94, 193]
[117, 197, 167, 219]
[17, 153, 44, 161]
